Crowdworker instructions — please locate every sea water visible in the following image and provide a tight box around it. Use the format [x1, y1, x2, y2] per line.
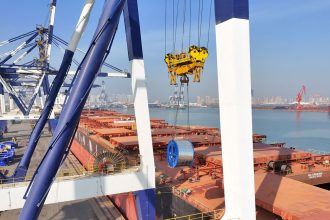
[121, 107, 330, 153]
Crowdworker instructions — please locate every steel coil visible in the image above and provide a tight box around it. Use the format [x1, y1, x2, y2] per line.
[167, 140, 194, 168]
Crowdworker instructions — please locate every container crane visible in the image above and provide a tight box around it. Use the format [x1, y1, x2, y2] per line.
[296, 85, 306, 111]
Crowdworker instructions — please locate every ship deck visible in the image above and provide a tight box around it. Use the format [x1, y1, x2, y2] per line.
[3, 110, 328, 219]
[78, 110, 330, 219]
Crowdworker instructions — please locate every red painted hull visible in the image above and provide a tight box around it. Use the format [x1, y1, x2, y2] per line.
[71, 140, 95, 171]
[110, 193, 138, 220]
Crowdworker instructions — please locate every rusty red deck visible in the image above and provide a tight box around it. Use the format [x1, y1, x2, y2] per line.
[75, 109, 330, 219]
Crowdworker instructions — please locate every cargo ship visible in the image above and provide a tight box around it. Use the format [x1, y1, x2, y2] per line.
[71, 109, 330, 220]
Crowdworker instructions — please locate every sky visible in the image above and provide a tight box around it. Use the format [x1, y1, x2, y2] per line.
[0, 0, 330, 101]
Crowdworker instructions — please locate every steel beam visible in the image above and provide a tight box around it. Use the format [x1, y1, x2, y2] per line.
[124, 0, 155, 219]
[0, 169, 153, 211]
[0, 84, 5, 114]
[214, 0, 256, 219]
[0, 33, 38, 65]
[15, 0, 95, 178]
[19, 1, 125, 219]
[0, 30, 37, 47]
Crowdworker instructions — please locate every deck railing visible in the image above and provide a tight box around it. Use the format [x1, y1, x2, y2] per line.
[0, 164, 140, 186]
[165, 209, 225, 220]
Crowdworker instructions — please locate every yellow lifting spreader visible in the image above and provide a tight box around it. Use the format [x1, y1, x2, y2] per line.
[164, 45, 208, 85]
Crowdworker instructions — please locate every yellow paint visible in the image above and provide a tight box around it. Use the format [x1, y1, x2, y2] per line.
[164, 45, 208, 85]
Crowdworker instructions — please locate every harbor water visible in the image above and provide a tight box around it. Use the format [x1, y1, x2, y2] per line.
[121, 108, 330, 153]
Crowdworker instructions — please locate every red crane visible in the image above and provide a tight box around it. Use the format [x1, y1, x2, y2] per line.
[296, 85, 306, 110]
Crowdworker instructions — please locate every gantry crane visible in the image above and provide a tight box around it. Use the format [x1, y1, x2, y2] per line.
[0, 1, 257, 220]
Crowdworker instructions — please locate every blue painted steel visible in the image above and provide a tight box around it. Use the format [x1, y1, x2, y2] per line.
[0, 64, 46, 68]
[0, 67, 17, 73]
[0, 141, 16, 166]
[42, 76, 50, 96]
[51, 0, 57, 6]
[0, 74, 18, 79]
[214, 0, 249, 24]
[3, 81, 35, 86]
[48, 25, 54, 45]
[15, 50, 74, 178]
[11, 43, 38, 65]
[3, 30, 37, 44]
[123, 0, 143, 61]
[26, 89, 42, 114]
[63, 83, 100, 88]
[0, 120, 7, 137]
[167, 140, 179, 168]
[19, 1, 125, 219]
[123, 1, 155, 218]
[48, 119, 58, 133]
[0, 32, 38, 65]
[52, 34, 129, 75]
[1, 141, 18, 148]
[8, 93, 28, 115]
[135, 189, 156, 220]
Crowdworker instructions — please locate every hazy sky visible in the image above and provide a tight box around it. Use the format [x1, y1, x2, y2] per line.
[0, 0, 330, 101]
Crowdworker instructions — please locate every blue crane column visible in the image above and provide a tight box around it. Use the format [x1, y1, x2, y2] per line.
[0, 84, 6, 136]
[14, 0, 95, 178]
[0, 84, 5, 114]
[19, 0, 125, 219]
[123, 1, 155, 219]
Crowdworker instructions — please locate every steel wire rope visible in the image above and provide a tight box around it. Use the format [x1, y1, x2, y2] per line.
[53, 35, 125, 72]
[189, 0, 191, 46]
[172, 82, 183, 140]
[0, 30, 37, 47]
[206, 0, 213, 48]
[52, 39, 80, 66]
[164, 0, 167, 55]
[197, 0, 201, 46]
[186, 80, 190, 130]
[172, 0, 175, 53]
[199, 0, 204, 47]
[173, 0, 180, 53]
[181, 0, 186, 52]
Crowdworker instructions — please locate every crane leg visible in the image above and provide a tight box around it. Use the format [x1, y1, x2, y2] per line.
[124, 0, 155, 219]
[214, 0, 256, 219]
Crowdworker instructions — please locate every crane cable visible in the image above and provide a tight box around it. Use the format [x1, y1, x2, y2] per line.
[166, 0, 213, 135]
[206, 0, 213, 48]
[164, 0, 167, 55]
[189, 0, 191, 46]
[197, 0, 201, 46]
[173, 0, 179, 53]
[172, 83, 183, 140]
[186, 80, 190, 130]
[181, 0, 186, 52]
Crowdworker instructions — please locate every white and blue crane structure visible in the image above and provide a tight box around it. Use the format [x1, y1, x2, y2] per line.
[0, 0, 256, 220]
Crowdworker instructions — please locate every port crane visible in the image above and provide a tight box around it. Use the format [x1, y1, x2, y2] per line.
[296, 85, 306, 110]
[0, 0, 256, 220]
